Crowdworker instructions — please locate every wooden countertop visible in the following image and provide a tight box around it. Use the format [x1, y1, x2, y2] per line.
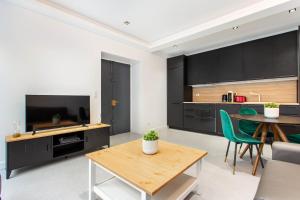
[183, 102, 300, 105]
[6, 123, 110, 142]
[86, 139, 208, 195]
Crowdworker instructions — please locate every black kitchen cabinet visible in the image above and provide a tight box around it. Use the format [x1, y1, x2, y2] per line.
[168, 103, 184, 128]
[217, 44, 244, 82]
[167, 65, 184, 103]
[243, 37, 274, 80]
[216, 104, 241, 135]
[7, 137, 52, 177]
[186, 30, 298, 84]
[184, 104, 216, 133]
[167, 56, 192, 129]
[272, 31, 298, 77]
[186, 50, 219, 85]
[279, 105, 300, 134]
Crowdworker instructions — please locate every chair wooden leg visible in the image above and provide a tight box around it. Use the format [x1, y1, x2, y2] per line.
[225, 141, 231, 162]
[240, 123, 263, 159]
[233, 143, 238, 175]
[255, 144, 264, 169]
[239, 143, 243, 154]
[249, 145, 253, 164]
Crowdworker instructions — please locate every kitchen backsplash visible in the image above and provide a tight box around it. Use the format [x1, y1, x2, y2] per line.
[192, 80, 297, 103]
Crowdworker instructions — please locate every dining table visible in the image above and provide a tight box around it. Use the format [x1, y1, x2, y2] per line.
[230, 114, 300, 175]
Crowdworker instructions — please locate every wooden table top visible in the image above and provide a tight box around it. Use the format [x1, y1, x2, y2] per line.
[86, 139, 208, 195]
[230, 114, 300, 125]
[6, 123, 110, 142]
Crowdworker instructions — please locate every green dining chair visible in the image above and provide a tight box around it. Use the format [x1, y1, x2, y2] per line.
[220, 109, 264, 174]
[238, 107, 274, 158]
[287, 134, 300, 143]
[238, 107, 260, 159]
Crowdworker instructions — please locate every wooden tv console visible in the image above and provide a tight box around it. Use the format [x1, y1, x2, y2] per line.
[5, 124, 110, 179]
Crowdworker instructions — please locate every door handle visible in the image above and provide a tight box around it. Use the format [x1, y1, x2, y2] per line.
[112, 99, 118, 107]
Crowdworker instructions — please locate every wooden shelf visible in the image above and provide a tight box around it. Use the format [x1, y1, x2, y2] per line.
[6, 123, 110, 143]
[94, 173, 197, 200]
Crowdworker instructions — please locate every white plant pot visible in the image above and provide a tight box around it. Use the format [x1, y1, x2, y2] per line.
[264, 107, 279, 118]
[142, 139, 158, 155]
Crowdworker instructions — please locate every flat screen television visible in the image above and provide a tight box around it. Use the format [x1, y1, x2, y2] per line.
[26, 95, 90, 132]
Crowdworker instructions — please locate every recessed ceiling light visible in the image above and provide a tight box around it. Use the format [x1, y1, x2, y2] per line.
[289, 8, 296, 13]
[123, 21, 130, 25]
[233, 26, 239, 30]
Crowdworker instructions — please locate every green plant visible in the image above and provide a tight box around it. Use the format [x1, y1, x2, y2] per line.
[264, 102, 279, 108]
[143, 130, 159, 141]
[52, 114, 61, 120]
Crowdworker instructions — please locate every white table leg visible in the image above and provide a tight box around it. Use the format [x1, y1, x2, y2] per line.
[193, 159, 202, 194]
[141, 191, 151, 200]
[89, 159, 96, 200]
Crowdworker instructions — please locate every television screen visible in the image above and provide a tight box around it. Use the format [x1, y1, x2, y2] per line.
[26, 95, 90, 132]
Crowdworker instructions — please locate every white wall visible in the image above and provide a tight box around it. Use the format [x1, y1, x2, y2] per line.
[0, 1, 167, 166]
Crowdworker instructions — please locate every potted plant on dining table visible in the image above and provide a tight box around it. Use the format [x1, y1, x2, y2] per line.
[264, 102, 280, 118]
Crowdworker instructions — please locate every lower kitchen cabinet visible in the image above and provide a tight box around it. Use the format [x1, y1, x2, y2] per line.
[279, 105, 300, 134]
[184, 104, 216, 133]
[179, 103, 300, 138]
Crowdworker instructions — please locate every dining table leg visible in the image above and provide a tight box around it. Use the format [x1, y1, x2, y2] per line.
[271, 125, 280, 142]
[273, 124, 289, 142]
[240, 123, 263, 159]
[252, 123, 268, 175]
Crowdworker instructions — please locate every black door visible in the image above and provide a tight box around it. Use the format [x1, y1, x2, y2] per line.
[101, 59, 130, 135]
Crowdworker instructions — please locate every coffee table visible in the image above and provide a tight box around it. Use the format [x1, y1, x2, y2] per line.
[86, 140, 207, 200]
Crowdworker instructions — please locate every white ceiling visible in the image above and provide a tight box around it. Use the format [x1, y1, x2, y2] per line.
[6, 0, 300, 56]
[50, 0, 263, 42]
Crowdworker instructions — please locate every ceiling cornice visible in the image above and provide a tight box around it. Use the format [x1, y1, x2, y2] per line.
[149, 0, 295, 52]
[5, 0, 300, 54]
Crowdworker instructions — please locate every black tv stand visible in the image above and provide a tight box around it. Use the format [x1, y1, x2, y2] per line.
[6, 124, 110, 179]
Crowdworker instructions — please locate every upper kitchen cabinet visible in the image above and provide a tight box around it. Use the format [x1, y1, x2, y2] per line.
[272, 31, 298, 77]
[186, 30, 298, 85]
[217, 44, 244, 82]
[186, 50, 219, 85]
[243, 36, 274, 80]
[243, 31, 298, 80]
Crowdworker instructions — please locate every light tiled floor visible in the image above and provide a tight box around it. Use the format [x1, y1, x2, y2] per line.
[1, 128, 271, 200]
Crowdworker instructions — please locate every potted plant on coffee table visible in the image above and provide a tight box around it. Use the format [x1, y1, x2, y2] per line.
[264, 102, 280, 118]
[142, 130, 159, 155]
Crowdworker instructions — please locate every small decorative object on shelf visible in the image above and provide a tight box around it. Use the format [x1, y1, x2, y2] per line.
[96, 116, 102, 125]
[52, 114, 61, 125]
[12, 120, 21, 138]
[142, 130, 159, 155]
[264, 102, 280, 118]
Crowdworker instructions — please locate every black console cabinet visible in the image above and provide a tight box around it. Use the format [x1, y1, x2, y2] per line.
[6, 125, 110, 179]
